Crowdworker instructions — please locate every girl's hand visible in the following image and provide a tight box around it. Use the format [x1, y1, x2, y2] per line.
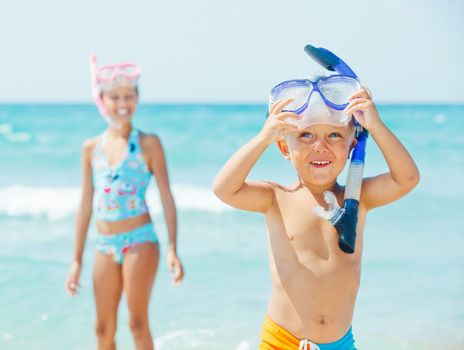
[259, 98, 299, 145]
[345, 87, 383, 133]
[167, 250, 184, 286]
[65, 261, 82, 296]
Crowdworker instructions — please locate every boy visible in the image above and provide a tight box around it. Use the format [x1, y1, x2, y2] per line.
[213, 66, 419, 348]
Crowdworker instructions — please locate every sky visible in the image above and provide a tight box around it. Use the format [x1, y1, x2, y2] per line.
[0, 0, 463, 103]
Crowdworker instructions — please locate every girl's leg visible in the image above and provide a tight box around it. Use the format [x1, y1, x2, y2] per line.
[123, 243, 160, 350]
[93, 252, 123, 350]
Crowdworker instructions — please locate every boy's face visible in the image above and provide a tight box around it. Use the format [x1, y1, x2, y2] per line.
[277, 124, 356, 186]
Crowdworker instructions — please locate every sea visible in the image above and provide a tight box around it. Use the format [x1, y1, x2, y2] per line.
[0, 103, 463, 349]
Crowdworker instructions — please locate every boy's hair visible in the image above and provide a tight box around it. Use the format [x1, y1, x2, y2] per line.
[307, 69, 333, 82]
[348, 119, 357, 137]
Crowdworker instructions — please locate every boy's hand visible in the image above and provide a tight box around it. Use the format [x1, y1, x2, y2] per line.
[344, 87, 383, 133]
[259, 98, 299, 145]
[167, 250, 184, 286]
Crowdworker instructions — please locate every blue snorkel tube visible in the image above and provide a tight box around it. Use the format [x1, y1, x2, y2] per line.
[305, 45, 369, 254]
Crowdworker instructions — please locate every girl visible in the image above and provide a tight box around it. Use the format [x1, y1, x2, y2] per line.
[65, 55, 184, 350]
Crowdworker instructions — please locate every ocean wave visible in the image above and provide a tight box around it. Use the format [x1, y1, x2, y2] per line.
[0, 186, 79, 220]
[0, 123, 31, 142]
[0, 123, 12, 134]
[434, 113, 447, 124]
[156, 329, 214, 349]
[155, 329, 250, 350]
[0, 184, 230, 220]
[5, 132, 31, 142]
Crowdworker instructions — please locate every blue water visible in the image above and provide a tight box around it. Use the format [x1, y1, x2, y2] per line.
[0, 104, 463, 349]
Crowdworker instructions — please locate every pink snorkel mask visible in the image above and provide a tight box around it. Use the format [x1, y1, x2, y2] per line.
[89, 54, 141, 127]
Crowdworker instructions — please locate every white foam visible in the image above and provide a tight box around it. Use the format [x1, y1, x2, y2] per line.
[0, 185, 80, 220]
[166, 184, 230, 213]
[155, 329, 215, 349]
[5, 132, 31, 142]
[236, 340, 251, 350]
[0, 123, 12, 134]
[434, 113, 447, 124]
[0, 183, 230, 220]
[2, 332, 13, 341]
[0, 123, 31, 142]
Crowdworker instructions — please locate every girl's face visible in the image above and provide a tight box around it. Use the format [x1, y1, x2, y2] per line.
[101, 85, 138, 126]
[278, 124, 356, 187]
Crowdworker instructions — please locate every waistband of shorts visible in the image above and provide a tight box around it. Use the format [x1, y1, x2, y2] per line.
[263, 316, 355, 350]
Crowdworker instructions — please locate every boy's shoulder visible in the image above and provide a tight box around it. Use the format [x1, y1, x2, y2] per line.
[261, 181, 307, 209]
[263, 181, 301, 192]
[264, 181, 305, 193]
[265, 181, 349, 207]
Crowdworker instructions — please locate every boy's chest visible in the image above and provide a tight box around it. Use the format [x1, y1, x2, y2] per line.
[270, 192, 340, 245]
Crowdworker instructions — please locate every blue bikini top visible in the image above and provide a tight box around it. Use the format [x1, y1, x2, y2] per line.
[92, 129, 152, 222]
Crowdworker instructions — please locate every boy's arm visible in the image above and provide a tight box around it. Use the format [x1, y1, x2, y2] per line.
[213, 135, 274, 213]
[213, 98, 298, 213]
[344, 88, 420, 210]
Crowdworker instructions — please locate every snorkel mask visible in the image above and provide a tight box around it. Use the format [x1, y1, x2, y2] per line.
[269, 75, 361, 129]
[270, 45, 369, 254]
[89, 54, 141, 128]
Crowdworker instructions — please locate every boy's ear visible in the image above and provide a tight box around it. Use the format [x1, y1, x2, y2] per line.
[348, 137, 358, 159]
[276, 137, 291, 160]
[351, 137, 358, 150]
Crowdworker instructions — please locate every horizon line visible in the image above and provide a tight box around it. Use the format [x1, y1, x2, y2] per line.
[1, 100, 463, 106]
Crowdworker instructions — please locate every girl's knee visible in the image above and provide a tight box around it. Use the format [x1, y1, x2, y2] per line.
[128, 317, 150, 338]
[95, 320, 117, 339]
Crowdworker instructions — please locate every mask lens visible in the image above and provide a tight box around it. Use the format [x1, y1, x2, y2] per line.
[319, 76, 360, 106]
[98, 66, 117, 81]
[119, 65, 138, 76]
[98, 65, 139, 82]
[271, 81, 312, 112]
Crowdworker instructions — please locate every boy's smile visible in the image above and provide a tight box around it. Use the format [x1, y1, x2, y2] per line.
[310, 160, 331, 168]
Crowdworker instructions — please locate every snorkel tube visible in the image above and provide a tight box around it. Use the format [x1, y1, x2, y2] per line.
[90, 54, 110, 118]
[305, 44, 369, 254]
[89, 54, 122, 129]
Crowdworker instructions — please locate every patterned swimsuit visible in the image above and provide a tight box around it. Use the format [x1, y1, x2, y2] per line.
[92, 129, 159, 264]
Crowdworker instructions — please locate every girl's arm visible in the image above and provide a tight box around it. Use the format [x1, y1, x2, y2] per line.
[344, 89, 420, 210]
[65, 140, 95, 295]
[213, 98, 298, 213]
[146, 134, 184, 285]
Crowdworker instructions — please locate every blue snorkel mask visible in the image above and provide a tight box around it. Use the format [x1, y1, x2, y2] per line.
[269, 45, 362, 130]
[270, 45, 369, 254]
[270, 76, 361, 128]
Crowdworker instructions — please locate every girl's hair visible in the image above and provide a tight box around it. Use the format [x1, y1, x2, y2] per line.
[100, 85, 139, 98]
